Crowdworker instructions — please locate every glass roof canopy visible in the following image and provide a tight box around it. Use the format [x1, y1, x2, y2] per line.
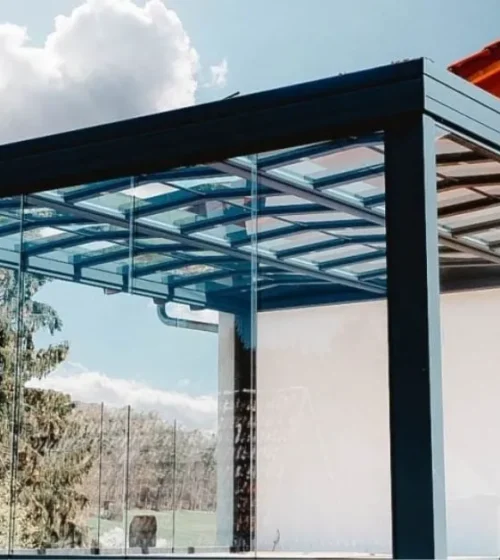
[0, 58, 499, 315]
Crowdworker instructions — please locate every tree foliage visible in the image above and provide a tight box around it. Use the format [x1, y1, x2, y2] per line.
[78, 405, 217, 517]
[0, 270, 97, 550]
[0, 268, 217, 551]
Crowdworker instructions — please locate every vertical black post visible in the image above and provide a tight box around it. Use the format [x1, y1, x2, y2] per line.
[232, 313, 255, 552]
[385, 115, 447, 559]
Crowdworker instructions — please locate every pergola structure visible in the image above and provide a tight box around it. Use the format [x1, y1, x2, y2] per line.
[1, 58, 499, 559]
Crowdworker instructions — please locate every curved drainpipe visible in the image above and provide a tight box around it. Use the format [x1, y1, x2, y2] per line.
[156, 302, 218, 334]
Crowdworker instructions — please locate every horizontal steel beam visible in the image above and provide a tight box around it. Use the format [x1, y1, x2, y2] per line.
[0, 60, 425, 197]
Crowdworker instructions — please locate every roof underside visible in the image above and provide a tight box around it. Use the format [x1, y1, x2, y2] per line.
[0, 129, 499, 314]
[0, 59, 499, 314]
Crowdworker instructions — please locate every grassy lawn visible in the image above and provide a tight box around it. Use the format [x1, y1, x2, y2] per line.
[88, 510, 216, 550]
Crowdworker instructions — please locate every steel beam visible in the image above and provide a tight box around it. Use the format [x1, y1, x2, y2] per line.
[26, 194, 384, 295]
[385, 115, 447, 559]
[0, 60, 425, 197]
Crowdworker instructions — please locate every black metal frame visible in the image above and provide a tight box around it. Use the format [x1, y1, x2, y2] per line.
[1, 58, 500, 559]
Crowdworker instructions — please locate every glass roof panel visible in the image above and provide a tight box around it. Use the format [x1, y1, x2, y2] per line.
[343, 257, 387, 275]
[323, 226, 384, 237]
[469, 228, 500, 244]
[288, 243, 371, 266]
[439, 161, 500, 178]
[163, 264, 220, 278]
[438, 189, 484, 208]
[185, 272, 259, 294]
[123, 182, 176, 200]
[4, 124, 500, 313]
[76, 192, 132, 215]
[259, 231, 333, 253]
[475, 185, 500, 197]
[309, 145, 384, 169]
[137, 197, 252, 232]
[440, 202, 500, 229]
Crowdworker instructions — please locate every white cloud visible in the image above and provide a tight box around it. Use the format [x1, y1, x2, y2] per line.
[2, 1, 224, 430]
[207, 58, 228, 88]
[26, 366, 217, 431]
[0, 0, 208, 144]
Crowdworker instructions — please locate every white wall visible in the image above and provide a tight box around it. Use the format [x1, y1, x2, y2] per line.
[256, 300, 391, 554]
[216, 313, 234, 549]
[257, 291, 500, 556]
[218, 289, 500, 555]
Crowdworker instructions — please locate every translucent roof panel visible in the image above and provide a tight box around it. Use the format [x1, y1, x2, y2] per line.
[0, 126, 498, 313]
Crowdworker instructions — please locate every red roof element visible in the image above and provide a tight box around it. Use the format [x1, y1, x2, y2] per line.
[448, 40, 500, 98]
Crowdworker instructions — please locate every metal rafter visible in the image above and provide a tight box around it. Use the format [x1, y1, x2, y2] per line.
[131, 162, 385, 222]
[61, 134, 384, 205]
[214, 158, 500, 270]
[24, 193, 385, 294]
[5, 147, 497, 299]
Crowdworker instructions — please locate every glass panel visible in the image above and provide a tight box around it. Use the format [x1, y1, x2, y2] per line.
[93, 406, 128, 555]
[7, 189, 137, 555]
[254, 136, 392, 556]
[442, 290, 500, 558]
[436, 129, 500, 259]
[10, 118, 500, 559]
[436, 129, 500, 557]
[0, 197, 22, 554]
[128, 157, 258, 556]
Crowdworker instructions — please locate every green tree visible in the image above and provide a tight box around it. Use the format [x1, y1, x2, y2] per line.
[0, 269, 97, 550]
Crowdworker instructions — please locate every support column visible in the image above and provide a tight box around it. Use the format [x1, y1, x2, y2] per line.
[385, 115, 447, 559]
[216, 313, 256, 553]
[232, 312, 256, 552]
[216, 313, 235, 549]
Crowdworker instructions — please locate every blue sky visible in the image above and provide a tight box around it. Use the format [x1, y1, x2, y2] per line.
[1, 0, 499, 427]
[3, 0, 499, 96]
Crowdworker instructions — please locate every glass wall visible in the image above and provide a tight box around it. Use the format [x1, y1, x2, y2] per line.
[3, 121, 499, 557]
[0, 160, 259, 554]
[0, 130, 397, 556]
[254, 138, 392, 555]
[0, 195, 23, 554]
[0, 124, 404, 556]
[436, 129, 500, 557]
